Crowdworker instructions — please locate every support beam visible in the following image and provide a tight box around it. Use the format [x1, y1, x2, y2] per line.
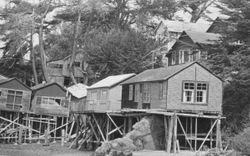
[167, 116, 173, 153]
[198, 119, 218, 151]
[195, 117, 198, 151]
[216, 117, 222, 151]
[177, 117, 193, 151]
[108, 125, 123, 136]
[88, 117, 100, 142]
[173, 114, 177, 153]
[106, 116, 110, 141]
[106, 113, 123, 135]
[92, 114, 106, 141]
[0, 117, 19, 134]
[164, 116, 168, 151]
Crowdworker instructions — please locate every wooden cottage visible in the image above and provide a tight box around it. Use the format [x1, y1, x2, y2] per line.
[0, 78, 32, 112]
[122, 62, 223, 114]
[164, 31, 221, 67]
[86, 73, 135, 111]
[67, 83, 88, 113]
[47, 53, 85, 86]
[31, 82, 69, 116]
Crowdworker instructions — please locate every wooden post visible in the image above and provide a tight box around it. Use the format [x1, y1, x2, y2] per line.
[44, 129, 49, 146]
[61, 129, 65, 146]
[38, 115, 42, 144]
[53, 116, 57, 143]
[106, 116, 110, 141]
[128, 117, 132, 132]
[164, 116, 168, 151]
[167, 116, 173, 153]
[28, 116, 32, 143]
[173, 114, 177, 153]
[190, 117, 193, 146]
[123, 117, 127, 135]
[18, 126, 23, 144]
[195, 117, 198, 151]
[216, 117, 221, 151]
[210, 119, 213, 148]
[65, 117, 69, 139]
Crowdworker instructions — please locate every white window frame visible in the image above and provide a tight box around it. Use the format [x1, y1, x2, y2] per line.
[196, 82, 208, 104]
[183, 82, 195, 103]
[178, 50, 185, 64]
[134, 84, 140, 102]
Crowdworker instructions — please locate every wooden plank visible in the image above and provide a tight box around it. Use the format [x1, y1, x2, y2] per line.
[92, 114, 105, 141]
[167, 116, 173, 153]
[88, 118, 100, 141]
[177, 117, 193, 151]
[198, 119, 218, 151]
[106, 116, 110, 141]
[108, 125, 123, 135]
[0, 117, 19, 134]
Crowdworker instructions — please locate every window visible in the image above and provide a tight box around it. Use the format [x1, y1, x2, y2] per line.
[74, 62, 81, 67]
[142, 83, 151, 103]
[100, 90, 108, 100]
[192, 50, 201, 61]
[90, 91, 98, 100]
[196, 83, 207, 103]
[182, 81, 208, 104]
[37, 96, 62, 105]
[159, 83, 163, 99]
[178, 50, 185, 64]
[6, 90, 23, 110]
[129, 85, 133, 101]
[171, 52, 176, 65]
[134, 84, 140, 102]
[49, 63, 63, 69]
[183, 82, 195, 103]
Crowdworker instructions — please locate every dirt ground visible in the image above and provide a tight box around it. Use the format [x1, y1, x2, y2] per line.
[0, 142, 92, 156]
[0, 143, 199, 156]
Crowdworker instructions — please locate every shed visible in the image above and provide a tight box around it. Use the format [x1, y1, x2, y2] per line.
[121, 62, 223, 114]
[0, 78, 32, 112]
[31, 82, 69, 116]
[86, 73, 135, 111]
[165, 31, 221, 66]
[67, 83, 88, 113]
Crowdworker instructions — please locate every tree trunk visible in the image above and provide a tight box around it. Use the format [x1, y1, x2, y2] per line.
[69, 10, 81, 85]
[39, 19, 50, 83]
[30, 31, 39, 85]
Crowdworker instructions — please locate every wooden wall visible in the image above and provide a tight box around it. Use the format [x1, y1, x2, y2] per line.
[70, 96, 86, 113]
[167, 63, 222, 113]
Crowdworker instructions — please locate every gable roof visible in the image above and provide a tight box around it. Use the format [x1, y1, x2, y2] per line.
[158, 20, 211, 34]
[183, 31, 221, 45]
[89, 73, 136, 89]
[122, 62, 223, 84]
[0, 78, 31, 91]
[67, 83, 88, 99]
[31, 82, 66, 92]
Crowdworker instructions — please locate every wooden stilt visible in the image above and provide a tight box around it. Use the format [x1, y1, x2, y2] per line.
[65, 117, 69, 139]
[106, 116, 110, 141]
[177, 117, 193, 151]
[106, 113, 123, 135]
[61, 129, 65, 146]
[210, 119, 213, 148]
[190, 117, 193, 146]
[173, 114, 177, 153]
[92, 114, 105, 141]
[167, 116, 173, 153]
[195, 117, 198, 151]
[123, 117, 127, 135]
[216, 117, 222, 151]
[53, 116, 57, 143]
[128, 117, 132, 132]
[164, 116, 168, 151]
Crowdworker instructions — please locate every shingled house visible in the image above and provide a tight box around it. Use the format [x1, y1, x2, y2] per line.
[121, 62, 223, 114]
[86, 73, 135, 111]
[0, 78, 32, 112]
[164, 31, 221, 67]
[31, 82, 69, 116]
[47, 53, 85, 86]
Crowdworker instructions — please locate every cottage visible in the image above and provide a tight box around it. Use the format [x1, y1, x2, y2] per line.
[47, 53, 86, 86]
[67, 83, 88, 113]
[0, 78, 32, 112]
[122, 62, 223, 114]
[31, 82, 69, 116]
[164, 31, 221, 66]
[86, 73, 135, 111]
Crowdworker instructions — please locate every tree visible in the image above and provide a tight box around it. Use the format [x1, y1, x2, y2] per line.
[84, 28, 161, 82]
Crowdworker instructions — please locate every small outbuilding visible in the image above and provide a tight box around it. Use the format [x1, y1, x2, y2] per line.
[0, 78, 32, 112]
[86, 73, 135, 111]
[121, 62, 223, 114]
[67, 83, 88, 113]
[31, 82, 69, 116]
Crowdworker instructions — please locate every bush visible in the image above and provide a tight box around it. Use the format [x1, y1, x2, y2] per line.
[231, 127, 250, 155]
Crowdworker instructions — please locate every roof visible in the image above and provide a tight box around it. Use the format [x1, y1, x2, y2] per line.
[31, 82, 66, 92]
[89, 73, 136, 89]
[161, 20, 211, 33]
[67, 83, 88, 99]
[122, 62, 222, 84]
[0, 74, 8, 79]
[0, 78, 31, 91]
[184, 31, 221, 45]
